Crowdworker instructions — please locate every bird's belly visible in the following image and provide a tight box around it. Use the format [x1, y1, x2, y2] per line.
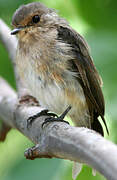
[20, 61, 67, 114]
[35, 83, 68, 114]
[26, 74, 69, 114]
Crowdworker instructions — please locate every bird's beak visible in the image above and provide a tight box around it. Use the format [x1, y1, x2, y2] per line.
[11, 27, 23, 35]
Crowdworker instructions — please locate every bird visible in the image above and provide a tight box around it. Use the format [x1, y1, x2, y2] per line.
[11, 2, 109, 136]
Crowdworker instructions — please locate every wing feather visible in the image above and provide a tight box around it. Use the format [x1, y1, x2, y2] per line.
[57, 26, 109, 135]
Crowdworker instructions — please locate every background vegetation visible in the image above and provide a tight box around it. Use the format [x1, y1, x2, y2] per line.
[0, 0, 117, 179]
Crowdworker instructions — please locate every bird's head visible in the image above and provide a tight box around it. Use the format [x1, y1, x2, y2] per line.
[11, 2, 67, 42]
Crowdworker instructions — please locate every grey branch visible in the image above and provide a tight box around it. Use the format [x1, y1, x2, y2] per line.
[0, 19, 117, 180]
[0, 19, 17, 62]
[0, 19, 30, 97]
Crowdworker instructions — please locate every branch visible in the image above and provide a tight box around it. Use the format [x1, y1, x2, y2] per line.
[0, 19, 17, 61]
[0, 18, 29, 96]
[0, 19, 117, 180]
[0, 78, 117, 180]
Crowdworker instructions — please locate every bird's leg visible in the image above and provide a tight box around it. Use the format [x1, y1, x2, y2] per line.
[42, 106, 71, 128]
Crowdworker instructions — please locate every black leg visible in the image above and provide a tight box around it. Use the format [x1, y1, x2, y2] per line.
[42, 106, 71, 128]
[27, 109, 58, 129]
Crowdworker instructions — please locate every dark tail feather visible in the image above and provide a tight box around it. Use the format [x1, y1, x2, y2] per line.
[91, 118, 104, 136]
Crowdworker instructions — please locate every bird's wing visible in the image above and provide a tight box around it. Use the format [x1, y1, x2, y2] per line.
[57, 26, 109, 135]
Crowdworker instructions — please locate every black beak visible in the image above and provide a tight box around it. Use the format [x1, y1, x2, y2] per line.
[11, 27, 23, 35]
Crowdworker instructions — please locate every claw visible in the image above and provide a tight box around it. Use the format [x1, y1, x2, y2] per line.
[42, 106, 71, 128]
[27, 109, 57, 129]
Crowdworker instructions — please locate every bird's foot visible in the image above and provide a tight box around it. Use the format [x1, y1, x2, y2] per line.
[42, 106, 71, 128]
[27, 109, 57, 129]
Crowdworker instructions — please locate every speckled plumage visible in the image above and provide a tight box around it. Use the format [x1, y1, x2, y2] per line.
[12, 2, 109, 135]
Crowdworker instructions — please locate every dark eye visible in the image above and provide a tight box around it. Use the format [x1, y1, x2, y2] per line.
[32, 15, 40, 23]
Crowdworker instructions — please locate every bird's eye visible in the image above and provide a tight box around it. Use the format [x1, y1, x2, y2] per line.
[32, 15, 40, 23]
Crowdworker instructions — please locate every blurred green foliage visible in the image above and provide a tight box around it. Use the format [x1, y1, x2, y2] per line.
[0, 0, 117, 180]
